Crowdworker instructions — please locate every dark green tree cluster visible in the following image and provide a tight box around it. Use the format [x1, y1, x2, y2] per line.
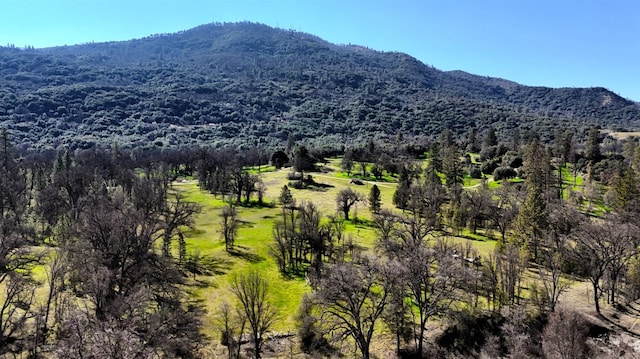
[2, 23, 638, 152]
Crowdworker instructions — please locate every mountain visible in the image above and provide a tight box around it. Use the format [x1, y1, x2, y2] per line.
[0, 22, 638, 152]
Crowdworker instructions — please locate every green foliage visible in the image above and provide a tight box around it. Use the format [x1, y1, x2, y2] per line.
[292, 145, 315, 172]
[392, 167, 412, 209]
[278, 185, 294, 206]
[493, 166, 517, 181]
[368, 184, 381, 214]
[584, 125, 602, 161]
[0, 23, 638, 152]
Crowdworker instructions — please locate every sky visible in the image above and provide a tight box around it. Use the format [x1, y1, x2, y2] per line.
[1, 0, 639, 101]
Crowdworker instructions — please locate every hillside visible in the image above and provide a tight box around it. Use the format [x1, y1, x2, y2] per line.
[0, 22, 638, 151]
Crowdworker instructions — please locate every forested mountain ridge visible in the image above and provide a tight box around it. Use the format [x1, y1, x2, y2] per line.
[0, 22, 638, 151]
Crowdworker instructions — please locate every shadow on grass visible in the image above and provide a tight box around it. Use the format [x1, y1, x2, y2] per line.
[207, 256, 234, 275]
[228, 246, 265, 263]
[183, 255, 234, 286]
[597, 314, 637, 339]
[598, 304, 640, 339]
[279, 267, 307, 281]
[191, 278, 214, 288]
[289, 180, 335, 192]
[237, 201, 277, 209]
[237, 219, 255, 228]
[306, 184, 333, 192]
[348, 217, 375, 228]
[457, 233, 496, 242]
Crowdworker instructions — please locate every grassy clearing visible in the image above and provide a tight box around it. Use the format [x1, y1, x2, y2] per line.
[177, 157, 595, 344]
[175, 181, 308, 335]
[462, 175, 483, 188]
[245, 165, 277, 174]
[604, 130, 640, 141]
[175, 166, 394, 337]
[445, 229, 499, 258]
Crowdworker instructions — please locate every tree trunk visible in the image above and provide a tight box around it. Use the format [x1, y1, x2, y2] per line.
[254, 331, 261, 359]
[357, 336, 370, 359]
[417, 314, 426, 358]
[593, 280, 600, 314]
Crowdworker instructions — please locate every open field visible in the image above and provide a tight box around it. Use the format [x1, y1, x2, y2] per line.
[173, 159, 512, 339]
[603, 130, 640, 141]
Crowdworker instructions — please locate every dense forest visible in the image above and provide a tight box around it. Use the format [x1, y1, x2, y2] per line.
[0, 22, 639, 152]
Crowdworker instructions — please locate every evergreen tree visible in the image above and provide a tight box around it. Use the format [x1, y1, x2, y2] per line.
[513, 139, 548, 260]
[369, 184, 381, 214]
[292, 145, 315, 173]
[584, 126, 601, 161]
[393, 166, 412, 209]
[483, 126, 498, 149]
[608, 165, 639, 212]
[286, 132, 295, 154]
[439, 129, 454, 149]
[442, 144, 464, 190]
[467, 127, 480, 153]
[510, 128, 520, 152]
[279, 185, 294, 207]
[428, 142, 442, 172]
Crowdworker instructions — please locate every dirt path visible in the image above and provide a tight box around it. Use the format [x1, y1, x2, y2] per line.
[465, 178, 494, 189]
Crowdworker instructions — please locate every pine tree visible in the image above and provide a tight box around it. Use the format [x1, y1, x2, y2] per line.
[584, 126, 601, 161]
[393, 166, 412, 210]
[442, 144, 463, 190]
[467, 128, 480, 152]
[514, 140, 548, 260]
[279, 185, 294, 207]
[608, 165, 639, 212]
[369, 184, 381, 214]
[484, 126, 498, 149]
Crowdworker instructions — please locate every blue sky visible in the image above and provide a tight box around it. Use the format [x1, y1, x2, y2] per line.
[1, 0, 639, 101]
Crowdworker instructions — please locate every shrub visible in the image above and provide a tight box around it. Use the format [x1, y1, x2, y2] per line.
[481, 158, 500, 175]
[469, 165, 482, 179]
[493, 166, 517, 181]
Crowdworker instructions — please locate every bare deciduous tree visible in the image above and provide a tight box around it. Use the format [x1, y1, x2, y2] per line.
[537, 249, 571, 312]
[570, 219, 632, 314]
[497, 243, 527, 306]
[463, 181, 491, 234]
[217, 301, 247, 359]
[161, 192, 201, 257]
[59, 179, 204, 357]
[403, 240, 462, 357]
[487, 182, 522, 243]
[220, 203, 239, 252]
[542, 308, 590, 359]
[314, 255, 389, 359]
[230, 271, 278, 359]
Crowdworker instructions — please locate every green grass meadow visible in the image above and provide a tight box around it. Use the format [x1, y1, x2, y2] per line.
[175, 159, 509, 339]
